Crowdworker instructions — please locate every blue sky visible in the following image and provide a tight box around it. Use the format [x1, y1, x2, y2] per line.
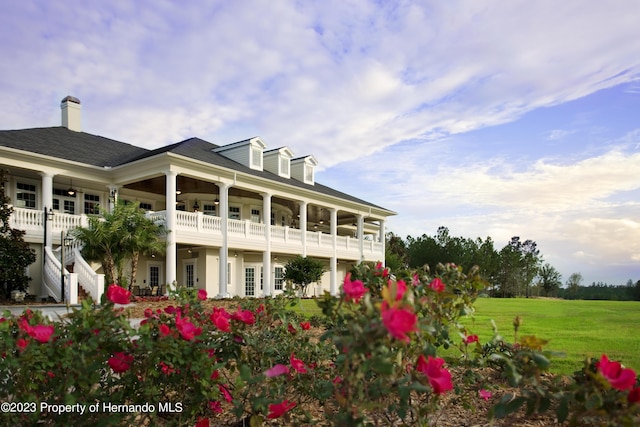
[1, 1, 639, 286]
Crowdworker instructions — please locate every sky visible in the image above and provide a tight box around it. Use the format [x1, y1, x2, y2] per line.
[1, 1, 639, 286]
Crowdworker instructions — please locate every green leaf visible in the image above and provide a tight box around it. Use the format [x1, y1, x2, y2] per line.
[249, 414, 263, 427]
[532, 352, 550, 369]
[556, 396, 569, 423]
[371, 357, 394, 375]
[239, 364, 252, 382]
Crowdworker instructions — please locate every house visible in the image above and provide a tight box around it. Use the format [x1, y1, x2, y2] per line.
[0, 97, 396, 303]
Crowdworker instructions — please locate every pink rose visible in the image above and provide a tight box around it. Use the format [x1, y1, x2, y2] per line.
[429, 278, 445, 293]
[416, 355, 453, 394]
[381, 302, 418, 343]
[343, 273, 367, 303]
[197, 289, 207, 300]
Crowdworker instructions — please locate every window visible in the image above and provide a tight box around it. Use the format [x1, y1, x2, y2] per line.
[203, 204, 217, 216]
[251, 146, 262, 168]
[250, 208, 261, 223]
[229, 206, 241, 220]
[149, 265, 160, 287]
[271, 210, 276, 226]
[84, 194, 100, 214]
[139, 202, 153, 211]
[245, 267, 255, 296]
[185, 262, 195, 288]
[280, 157, 289, 175]
[305, 165, 314, 182]
[274, 267, 284, 291]
[53, 188, 76, 214]
[16, 182, 36, 209]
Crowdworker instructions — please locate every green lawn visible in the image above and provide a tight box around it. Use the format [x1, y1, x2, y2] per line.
[291, 297, 640, 376]
[461, 298, 640, 375]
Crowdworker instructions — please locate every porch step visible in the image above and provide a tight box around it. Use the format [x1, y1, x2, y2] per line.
[78, 285, 89, 302]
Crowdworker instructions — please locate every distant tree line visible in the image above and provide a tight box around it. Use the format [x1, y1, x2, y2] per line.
[385, 226, 640, 301]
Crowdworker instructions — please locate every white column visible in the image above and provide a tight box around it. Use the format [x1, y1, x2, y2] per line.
[262, 192, 272, 296]
[357, 214, 365, 263]
[40, 172, 54, 248]
[299, 201, 308, 257]
[217, 182, 230, 298]
[379, 219, 386, 264]
[165, 171, 177, 287]
[329, 208, 338, 296]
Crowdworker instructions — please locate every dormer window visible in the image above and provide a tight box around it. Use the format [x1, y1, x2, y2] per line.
[280, 157, 290, 176]
[291, 155, 318, 185]
[213, 136, 266, 171]
[263, 146, 294, 178]
[251, 146, 262, 169]
[305, 164, 313, 183]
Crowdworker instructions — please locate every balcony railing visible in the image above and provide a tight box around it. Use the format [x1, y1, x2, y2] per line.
[10, 208, 383, 258]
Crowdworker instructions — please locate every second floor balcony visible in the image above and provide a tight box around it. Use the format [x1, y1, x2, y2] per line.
[11, 207, 384, 261]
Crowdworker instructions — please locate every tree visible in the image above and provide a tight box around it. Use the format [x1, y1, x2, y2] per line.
[0, 169, 37, 299]
[496, 237, 541, 298]
[565, 272, 583, 300]
[283, 255, 325, 296]
[71, 200, 165, 286]
[385, 232, 407, 272]
[537, 263, 562, 297]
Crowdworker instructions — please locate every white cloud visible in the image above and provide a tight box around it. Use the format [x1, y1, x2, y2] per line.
[2, 0, 640, 285]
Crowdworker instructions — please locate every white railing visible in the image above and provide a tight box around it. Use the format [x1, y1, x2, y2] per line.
[43, 246, 78, 304]
[18, 209, 383, 258]
[9, 208, 43, 231]
[71, 247, 105, 302]
[51, 212, 88, 232]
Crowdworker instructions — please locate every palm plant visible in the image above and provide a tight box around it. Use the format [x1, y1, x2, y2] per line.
[71, 200, 165, 287]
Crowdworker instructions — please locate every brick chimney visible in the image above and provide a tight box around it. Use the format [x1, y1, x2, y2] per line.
[61, 96, 81, 132]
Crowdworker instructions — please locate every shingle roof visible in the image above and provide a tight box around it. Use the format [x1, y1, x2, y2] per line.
[0, 127, 147, 167]
[0, 128, 393, 213]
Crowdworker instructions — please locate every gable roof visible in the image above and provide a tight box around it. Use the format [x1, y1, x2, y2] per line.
[0, 128, 394, 213]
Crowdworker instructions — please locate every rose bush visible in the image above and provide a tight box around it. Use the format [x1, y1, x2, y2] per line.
[0, 271, 638, 426]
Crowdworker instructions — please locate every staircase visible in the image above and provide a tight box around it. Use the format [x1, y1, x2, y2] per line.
[44, 245, 104, 304]
[65, 263, 89, 302]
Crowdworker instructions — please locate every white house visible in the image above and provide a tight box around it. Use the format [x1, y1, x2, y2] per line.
[0, 97, 395, 303]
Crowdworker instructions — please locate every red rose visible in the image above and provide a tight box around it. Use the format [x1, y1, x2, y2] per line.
[108, 352, 133, 373]
[597, 354, 637, 391]
[628, 387, 640, 404]
[197, 289, 207, 300]
[464, 334, 479, 345]
[267, 400, 296, 419]
[416, 355, 453, 394]
[106, 284, 132, 304]
[28, 324, 55, 343]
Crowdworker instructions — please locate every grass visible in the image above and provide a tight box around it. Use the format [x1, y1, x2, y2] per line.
[289, 297, 640, 376]
[461, 298, 640, 375]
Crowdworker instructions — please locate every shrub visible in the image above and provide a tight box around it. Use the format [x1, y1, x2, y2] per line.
[0, 267, 639, 426]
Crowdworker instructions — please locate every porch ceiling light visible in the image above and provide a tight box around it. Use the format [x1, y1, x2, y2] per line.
[67, 179, 76, 197]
